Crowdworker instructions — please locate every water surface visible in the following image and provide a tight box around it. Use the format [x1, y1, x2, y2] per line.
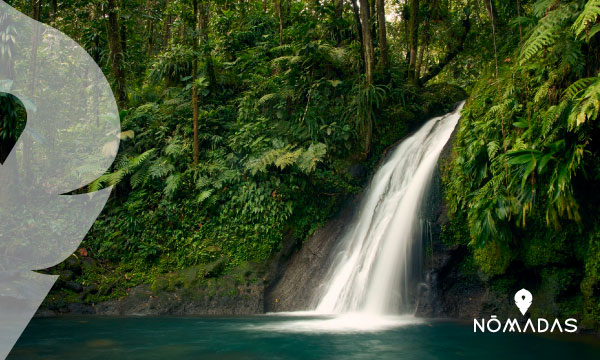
[9, 315, 599, 359]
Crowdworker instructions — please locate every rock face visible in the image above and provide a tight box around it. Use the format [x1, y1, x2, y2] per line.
[265, 198, 359, 312]
[91, 284, 264, 316]
[414, 112, 497, 321]
[42, 281, 265, 317]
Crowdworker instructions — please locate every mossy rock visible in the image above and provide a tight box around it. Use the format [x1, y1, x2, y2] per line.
[582, 232, 600, 328]
[473, 240, 512, 277]
[520, 231, 571, 267]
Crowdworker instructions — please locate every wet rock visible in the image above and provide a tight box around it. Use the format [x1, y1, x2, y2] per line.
[58, 270, 74, 282]
[84, 284, 99, 295]
[64, 281, 84, 293]
[63, 256, 82, 275]
[81, 257, 98, 272]
[346, 163, 366, 182]
[67, 302, 95, 314]
[265, 196, 360, 312]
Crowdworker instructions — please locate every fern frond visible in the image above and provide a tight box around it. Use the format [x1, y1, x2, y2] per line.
[196, 189, 214, 204]
[572, 0, 600, 40]
[297, 143, 327, 173]
[568, 76, 600, 128]
[148, 158, 175, 179]
[563, 77, 596, 100]
[164, 173, 182, 198]
[521, 5, 574, 64]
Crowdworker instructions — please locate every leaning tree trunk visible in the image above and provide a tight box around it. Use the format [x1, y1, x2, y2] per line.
[408, 0, 420, 84]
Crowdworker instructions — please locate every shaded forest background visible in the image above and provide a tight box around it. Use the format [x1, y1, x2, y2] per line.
[1, 0, 600, 329]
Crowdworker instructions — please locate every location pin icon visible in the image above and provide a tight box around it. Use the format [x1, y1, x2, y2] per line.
[514, 289, 533, 316]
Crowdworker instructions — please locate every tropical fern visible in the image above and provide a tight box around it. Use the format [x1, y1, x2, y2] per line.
[520, 4, 576, 64]
[567, 76, 600, 128]
[572, 0, 600, 39]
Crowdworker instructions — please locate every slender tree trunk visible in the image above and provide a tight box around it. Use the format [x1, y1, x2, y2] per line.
[482, 0, 497, 23]
[107, 0, 128, 108]
[350, 0, 364, 72]
[192, 0, 200, 165]
[359, 0, 374, 84]
[120, 19, 127, 62]
[50, 0, 57, 24]
[30, 0, 42, 22]
[146, 0, 155, 56]
[370, 0, 376, 42]
[486, 0, 499, 77]
[517, 0, 522, 45]
[334, 0, 343, 44]
[376, 0, 389, 70]
[408, 0, 419, 83]
[274, 0, 283, 46]
[199, 1, 216, 89]
[415, 9, 430, 80]
[164, 0, 172, 47]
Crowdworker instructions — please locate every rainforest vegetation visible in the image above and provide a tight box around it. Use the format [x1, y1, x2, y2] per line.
[1, 0, 600, 329]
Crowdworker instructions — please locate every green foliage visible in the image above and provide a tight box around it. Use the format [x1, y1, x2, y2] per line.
[443, 0, 600, 329]
[572, 0, 600, 39]
[582, 231, 600, 328]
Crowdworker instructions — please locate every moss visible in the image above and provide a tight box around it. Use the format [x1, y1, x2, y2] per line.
[532, 267, 580, 319]
[521, 230, 570, 267]
[473, 240, 513, 276]
[582, 231, 600, 328]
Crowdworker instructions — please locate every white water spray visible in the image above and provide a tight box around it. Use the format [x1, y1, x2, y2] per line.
[313, 103, 464, 315]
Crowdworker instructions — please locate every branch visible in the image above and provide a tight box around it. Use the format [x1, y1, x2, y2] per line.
[419, 15, 471, 86]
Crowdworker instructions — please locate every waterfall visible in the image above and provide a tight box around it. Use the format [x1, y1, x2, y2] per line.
[313, 102, 464, 315]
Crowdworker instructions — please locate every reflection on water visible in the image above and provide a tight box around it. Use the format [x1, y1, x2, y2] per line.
[9, 316, 600, 360]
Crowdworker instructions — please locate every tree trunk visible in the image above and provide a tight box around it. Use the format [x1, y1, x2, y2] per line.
[192, 0, 200, 165]
[164, 0, 172, 47]
[350, 0, 363, 48]
[484, 0, 499, 77]
[482, 0, 497, 23]
[334, 0, 343, 44]
[369, 0, 376, 42]
[376, 0, 389, 70]
[415, 7, 430, 80]
[408, 0, 419, 83]
[50, 0, 58, 24]
[199, 1, 216, 89]
[120, 21, 127, 63]
[30, 0, 42, 22]
[146, 0, 155, 56]
[274, 0, 283, 46]
[107, 0, 128, 108]
[359, 0, 374, 84]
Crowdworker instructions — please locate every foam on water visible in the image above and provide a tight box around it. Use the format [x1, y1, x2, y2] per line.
[249, 313, 423, 333]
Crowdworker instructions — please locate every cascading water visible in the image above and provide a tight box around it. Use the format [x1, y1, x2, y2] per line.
[313, 102, 465, 316]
